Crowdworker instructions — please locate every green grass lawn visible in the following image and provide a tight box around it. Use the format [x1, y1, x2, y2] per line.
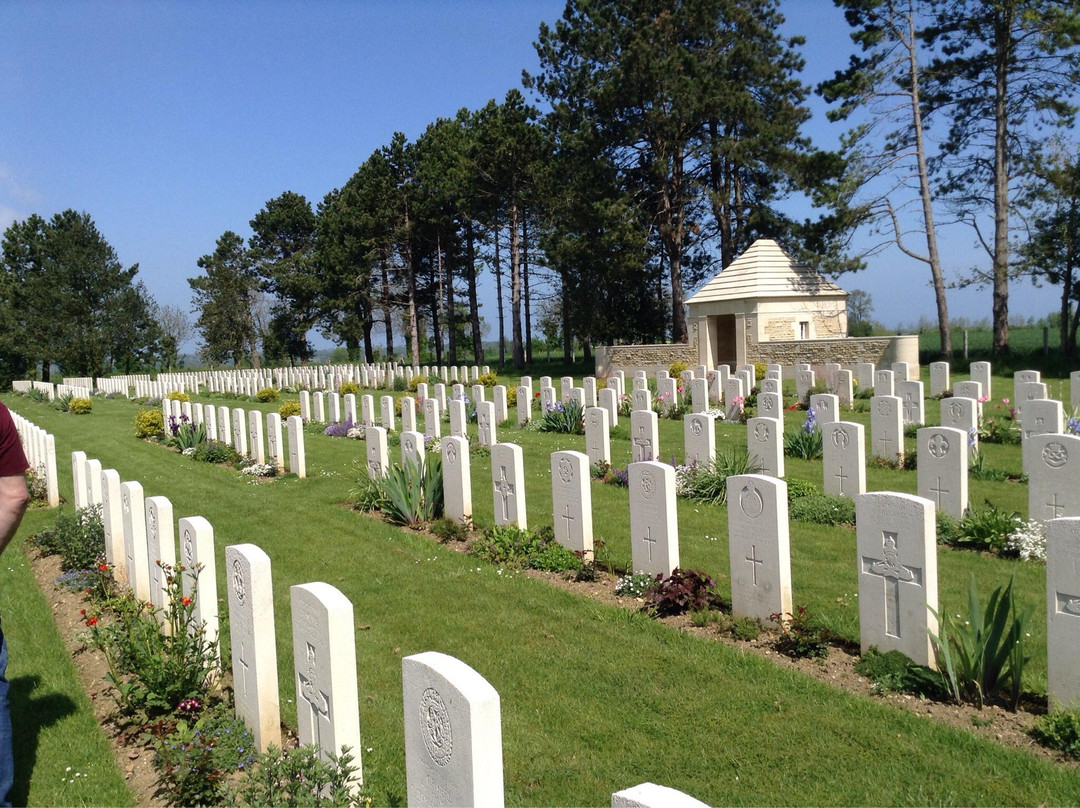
[6, 372, 1080, 806]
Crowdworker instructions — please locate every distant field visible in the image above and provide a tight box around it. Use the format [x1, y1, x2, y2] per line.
[917, 325, 1074, 373]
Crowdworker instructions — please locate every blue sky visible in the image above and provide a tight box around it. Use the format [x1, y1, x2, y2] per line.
[0, 1, 1063, 354]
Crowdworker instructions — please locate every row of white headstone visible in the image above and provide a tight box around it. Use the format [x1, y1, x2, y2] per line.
[69, 450, 704, 808]
[159, 398, 306, 477]
[9, 408, 59, 506]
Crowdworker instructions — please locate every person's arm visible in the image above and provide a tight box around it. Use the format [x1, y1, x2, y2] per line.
[0, 473, 29, 557]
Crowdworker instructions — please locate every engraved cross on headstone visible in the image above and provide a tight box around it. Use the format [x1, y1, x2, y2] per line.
[929, 477, 949, 508]
[863, 531, 921, 639]
[633, 426, 652, 461]
[237, 641, 251, 698]
[298, 645, 330, 750]
[494, 466, 514, 521]
[1048, 493, 1066, 518]
[835, 467, 848, 495]
[642, 525, 656, 561]
[746, 544, 764, 586]
[877, 433, 892, 456]
[561, 504, 575, 535]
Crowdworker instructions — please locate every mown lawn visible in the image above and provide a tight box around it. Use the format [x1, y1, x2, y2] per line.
[6, 371, 1078, 807]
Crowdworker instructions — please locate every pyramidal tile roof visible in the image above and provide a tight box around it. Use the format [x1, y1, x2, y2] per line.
[686, 238, 847, 305]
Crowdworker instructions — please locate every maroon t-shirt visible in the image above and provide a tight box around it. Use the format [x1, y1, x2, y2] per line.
[0, 402, 29, 476]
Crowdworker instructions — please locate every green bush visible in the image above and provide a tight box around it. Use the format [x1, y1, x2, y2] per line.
[784, 427, 823, 460]
[788, 493, 856, 526]
[278, 400, 301, 419]
[167, 422, 207, 452]
[29, 505, 105, 571]
[785, 478, 818, 500]
[854, 647, 947, 698]
[1032, 709, 1080, 759]
[380, 455, 444, 526]
[256, 386, 279, 402]
[69, 397, 93, 414]
[192, 441, 239, 465]
[682, 450, 762, 506]
[953, 502, 1021, 554]
[668, 361, 689, 378]
[430, 517, 470, 543]
[393, 375, 407, 391]
[929, 570, 1033, 710]
[54, 392, 74, 412]
[644, 568, 717, 616]
[407, 375, 429, 392]
[774, 605, 831, 659]
[537, 400, 585, 434]
[470, 524, 581, 572]
[134, 409, 166, 439]
[166, 391, 191, 403]
[615, 572, 655, 598]
[339, 381, 361, 396]
[231, 744, 361, 808]
[477, 371, 498, 387]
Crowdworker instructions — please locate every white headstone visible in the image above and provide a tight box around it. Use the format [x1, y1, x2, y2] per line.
[896, 380, 925, 425]
[551, 450, 593, 560]
[218, 406, 232, 446]
[611, 783, 710, 808]
[401, 430, 426, 469]
[517, 386, 532, 426]
[727, 474, 791, 624]
[724, 377, 745, 422]
[476, 401, 496, 448]
[266, 413, 285, 472]
[145, 495, 176, 618]
[344, 393, 358, 425]
[809, 393, 839, 426]
[747, 416, 783, 478]
[71, 450, 87, 510]
[929, 362, 950, 397]
[1022, 398, 1064, 476]
[1047, 518, 1080, 709]
[402, 397, 417, 433]
[248, 410, 266, 464]
[823, 421, 866, 498]
[491, 443, 527, 529]
[86, 458, 103, 507]
[917, 427, 968, 519]
[628, 461, 679, 577]
[689, 378, 708, 414]
[120, 479, 152, 600]
[940, 397, 978, 461]
[585, 406, 611, 468]
[178, 515, 220, 653]
[290, 582, 363, 782]
[1029, 434, 1080, 520]
[856, 492, 938, 668]
[493, 385, 508, 424]
[449, 399, 468, 438]
[442, 436, 472, 524]
[100, 471, 125, 585]
[891, 361, 911, 382]
[366, 427, 389, 478]
[233, 408, 249, 457]
[631, 388, 651, 412]
[835, 369, 854, 409]
[874, 369, 895, 397]
[630, 410, 659, 463]
[870, 395, 904, 464]
[683, 413, 715, 468]
[599, 387, 619, 427]
[795, 369, 815, 402]
[226, 543, 281, 753]
[856, 362, 875, 391]
[970, 361, 992, 400]
[402, 651, 503, 808]
[424, 398, 442, 440]
[287, 415, 306, 478]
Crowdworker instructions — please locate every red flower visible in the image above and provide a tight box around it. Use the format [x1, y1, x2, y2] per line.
[79, 609, 86, 615]
[181, 596, 192, 606]
[85, 588, 93, 594]
[98, 563, 109, 571]
[86, 616, 98, 627]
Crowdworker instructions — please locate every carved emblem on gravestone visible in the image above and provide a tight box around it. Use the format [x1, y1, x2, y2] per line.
[928, 434, 949, 458]
[832, 427, 849, 449]
[233, 559, 245, 604]
[639, 469, 656, 499]
[404, 436, 414, 453]
[121, 488, 130, 514]
[420, 687, 453, 766]
[147, 508, 157, 541]
[1044, 441, 1069, 468]
[739, 484, 764, 519]
[558, 458, 574, 484]
[754, 422, 770, 442]
[949, 401, 963, 419]
[877, 400, 890, 416]
[183, 529, 194, 564]
[445, 441, 457, 465]
[689, 418, 703, 436]
[761, 396, 773, 412]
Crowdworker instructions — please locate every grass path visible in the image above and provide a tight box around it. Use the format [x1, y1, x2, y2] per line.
[6, 386, 1079, 806]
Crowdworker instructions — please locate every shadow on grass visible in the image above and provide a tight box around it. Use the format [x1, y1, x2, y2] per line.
[9, 674, 76, 807]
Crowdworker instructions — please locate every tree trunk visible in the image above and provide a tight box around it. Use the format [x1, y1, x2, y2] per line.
[494, 221, 506, 368]
[433, 234, 444, 366]
[447, 240, 458, 366]
[991, 8, 1012, 356]
[561, 272, 573, 364]
[523, 214, 533, 364]
[362, 315, 374, 364]
[466, 221, 483, 363]
[510, 197, 525, 369]
[41, 360, 50, 383]
[907, 10, 952, 358]
[381, 263, 394, 360]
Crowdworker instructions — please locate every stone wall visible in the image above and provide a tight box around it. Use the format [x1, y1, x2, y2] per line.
[749, 335, 919, 373]
[595, 342, 697, 378]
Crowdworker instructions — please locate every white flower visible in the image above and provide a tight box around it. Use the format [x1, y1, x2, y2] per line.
[1005, 519, 1046, 562]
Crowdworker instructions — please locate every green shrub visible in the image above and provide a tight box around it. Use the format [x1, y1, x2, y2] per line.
[682, 450, 761, 506]
[134, 409, 166, 439]
[393, 375, 407, 391]
[192, 441, 238, 465]
[730, 616, 763, 641]
[166, 391, 191, 402]
[54, 392, 74, 412]
[929, 570, 1033, 710]
[407, 375, 429, 392]
[506, 385, 518, 409]
[339, 381, 361, 396]
[29, 505, 105, 571]
[537, 400, 585, 434]
[785, 478, 818, 500]
[788, 493, 856, 526]
[615, 572, 655, 597]
[1032, 709, 1080, 759]
[470, 524, 581, 572]
[256, 386, 279, 402]
[644, 568, 717, 616]
[774, 605, 831, 659]
[167, 422, 207, 452]
[69, 397, 93, 414]
[668, 361, 688, 378]
[854, 647, 947, 698]
[430, 517, 469, 543]
[349, 474, 390, 513]
[381, 455, 444, 526]
[954, 502, 1021, 554]
[784, 427, 823, 460]
[477, 371, 498, 387]
[278, 400, 301, 419]
[231, 744, 361, 808]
